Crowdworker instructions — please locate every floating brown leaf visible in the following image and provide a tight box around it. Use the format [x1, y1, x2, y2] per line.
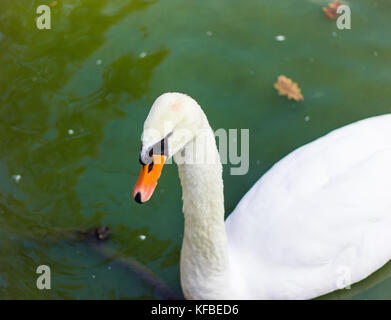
[274, 75, 304, 101]
[50, 1, 58, 7]
[323, 1, 341, 19]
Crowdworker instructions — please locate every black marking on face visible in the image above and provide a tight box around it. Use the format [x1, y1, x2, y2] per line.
[139, 132, 172, 165]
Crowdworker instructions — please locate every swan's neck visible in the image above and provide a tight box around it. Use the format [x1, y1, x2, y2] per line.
[176, 125, 231, 299]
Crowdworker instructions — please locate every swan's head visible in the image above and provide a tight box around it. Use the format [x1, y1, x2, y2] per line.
[133, 92, 205, 203]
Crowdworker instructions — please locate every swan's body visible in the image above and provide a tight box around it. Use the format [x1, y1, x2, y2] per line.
[133, 92, 391, 299]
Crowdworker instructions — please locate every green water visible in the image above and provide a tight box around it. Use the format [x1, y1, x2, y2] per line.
[1, 0, 391, 299]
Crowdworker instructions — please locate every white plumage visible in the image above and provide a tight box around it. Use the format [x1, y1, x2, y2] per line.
[136, 92, 391, 299]
[226, 114, 391, 299]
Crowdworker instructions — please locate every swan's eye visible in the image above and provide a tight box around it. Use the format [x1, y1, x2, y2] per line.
[148, 162, 154, 173]
[139, 131, 172, 165]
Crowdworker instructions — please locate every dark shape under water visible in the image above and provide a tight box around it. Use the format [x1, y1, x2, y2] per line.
[70, 225, 182, 300]
[73, 225, 112, 243]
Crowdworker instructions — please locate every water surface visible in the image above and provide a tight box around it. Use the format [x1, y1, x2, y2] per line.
[0, 0, 391, 299]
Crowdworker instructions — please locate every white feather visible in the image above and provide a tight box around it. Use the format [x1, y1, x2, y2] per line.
[140, 92, 391, 299]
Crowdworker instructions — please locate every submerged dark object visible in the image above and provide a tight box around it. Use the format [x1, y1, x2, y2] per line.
[72, 225, 112, 243]
[30, 225, 181, 299]
[94, 226, 112, 241]
[71, 225, 181, 299]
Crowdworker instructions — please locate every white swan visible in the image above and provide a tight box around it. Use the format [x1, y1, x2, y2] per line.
[132, 92, 391, 300]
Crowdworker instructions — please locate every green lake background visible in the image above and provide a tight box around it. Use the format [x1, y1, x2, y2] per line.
[1, 0, 391, 299]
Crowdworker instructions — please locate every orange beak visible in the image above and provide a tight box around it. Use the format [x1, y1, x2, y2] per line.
[133, 154, 166, 203]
